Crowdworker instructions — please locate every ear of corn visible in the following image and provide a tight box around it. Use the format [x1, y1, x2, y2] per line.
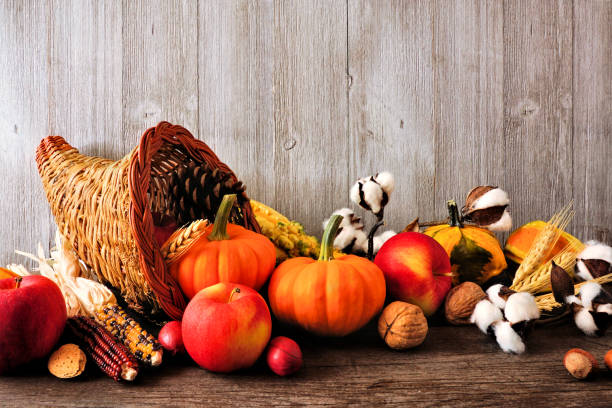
[250, 199, 343, 259]
[94, 304, 163, 367]
[68, 317, 139, 382]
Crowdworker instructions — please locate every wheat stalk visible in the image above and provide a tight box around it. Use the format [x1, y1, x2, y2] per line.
[510, 241, 584, 293]
[161, 219, 209, 266]
[535, 273, 612, 311]
[512, 202, 574, 286]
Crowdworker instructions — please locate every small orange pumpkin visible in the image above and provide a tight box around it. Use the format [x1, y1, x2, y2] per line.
[0, 267, 18, 280]
[169, 194, 276, 299]
[268, 215, 386, 337]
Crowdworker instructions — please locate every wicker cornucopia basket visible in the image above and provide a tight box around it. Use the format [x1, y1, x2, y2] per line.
[36, 121, 259, 320]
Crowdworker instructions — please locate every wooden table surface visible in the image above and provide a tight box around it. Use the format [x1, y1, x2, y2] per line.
[1, 323, 611, 407]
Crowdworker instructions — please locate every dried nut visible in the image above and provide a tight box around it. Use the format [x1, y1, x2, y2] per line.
[445, 282, 487, 325]
[48, 344, 87, 379]
[378, 301, 428, 350]
[605, 350, 612, 371]
[563, 348, 598, 380]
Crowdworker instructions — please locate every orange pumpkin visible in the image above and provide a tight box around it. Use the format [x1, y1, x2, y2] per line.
[504, 220, 582, 265]
[169, 194, 276, 299]
[268, 215, 386, 337]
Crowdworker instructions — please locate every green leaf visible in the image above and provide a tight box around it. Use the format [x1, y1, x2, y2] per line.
[450, 232, 493, 283]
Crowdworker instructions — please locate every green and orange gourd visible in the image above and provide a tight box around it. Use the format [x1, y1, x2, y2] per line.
[169, 194, 276, 299]
[424, 200, 507, 285]
[268, 215, 386, 337]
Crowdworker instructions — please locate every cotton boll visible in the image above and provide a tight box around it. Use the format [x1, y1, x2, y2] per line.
[485, 210, 512, 232]
[597, 304, 612, 315]
[332, 225, 359, 251]
[470, 299, 504, 334]
[504, 292, 540, 324]
[486, 284, 507, 309]
[565, 295, 582, 306]
[349, 182, 361, 207]
[362, 179, 384, 215]
[574, 307, 598, 336]
[323, 208, 362, 231]
[374, 172, 395, 195]
[471, 188, 510, 210]
[580, 241, 612, 265]
[371, 230, 397, 254]
[492, 321, 525, 354]
[579, 282, 602, 311]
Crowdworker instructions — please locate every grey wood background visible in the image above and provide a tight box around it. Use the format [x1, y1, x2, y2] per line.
[0, 0, 610, 265]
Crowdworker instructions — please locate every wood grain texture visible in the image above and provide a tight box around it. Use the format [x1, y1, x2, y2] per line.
[348, 0, 436, 233]
[503, 0, 575, 234]
[197, 0, 275, 206]
[273, 0, 349, 234]
[432, 1, 504, 218]
[122, 0, 198, 146]
[1, 324, 611, 407]
[572, 0, 612, 243]
[0, 1, 52, 264]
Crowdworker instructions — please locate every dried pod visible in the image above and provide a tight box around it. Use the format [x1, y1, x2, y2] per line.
[462, 186, 512, 232]
[402, 218, 420, 233]
[550, 262, 575, 304]
[445, 282, 487, 325]
[378, 301, 428, 350]
[575, 241, 612, 280]
[563, 348, 598, 380]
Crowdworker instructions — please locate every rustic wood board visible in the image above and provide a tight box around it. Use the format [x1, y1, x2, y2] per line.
[2, 0, 610, 267]
[1, 324, 611, 407]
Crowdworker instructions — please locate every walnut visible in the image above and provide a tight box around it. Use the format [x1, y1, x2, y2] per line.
[378, 301, 428, 350]
[445, 282, 487, 325]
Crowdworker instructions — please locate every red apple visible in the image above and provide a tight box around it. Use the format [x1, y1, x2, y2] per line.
[374, 232, 452, 316]
[0, 275, 67, 374]
[182, 282, 272, 373]
[158, 321, 185, 356]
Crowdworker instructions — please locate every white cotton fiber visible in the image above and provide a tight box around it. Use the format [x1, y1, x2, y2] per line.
[596, 304, 612, 315]
[485, 210, 513, 232]
[492, 321, 525, 354]
[486, 284, 507, 309]
[374, 172, 395, 195]
[504, 292, 540, 324]
[472, 188, 510, 210]
[579, 282, 602, 311]
[371, 230, 397, 254]
[471, 299, 504, 334]
[574, 307, 598, 336]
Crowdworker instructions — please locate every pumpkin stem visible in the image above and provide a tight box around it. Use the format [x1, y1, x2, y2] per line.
[447, 200, 464, 228]
[208, 194, 237, 241]
[318, 215, 343, 262]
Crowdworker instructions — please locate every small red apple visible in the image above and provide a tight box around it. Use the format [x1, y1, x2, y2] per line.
[182, 282, 272, 373]
[159, 321, 185, 356]
[266, 336, 302, 376]
[374, 232, 452, 316]
[0, 276, 67, 374]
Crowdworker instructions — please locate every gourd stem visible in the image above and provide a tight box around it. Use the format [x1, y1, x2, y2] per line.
[447, 200, 463, 228]
[318, 215, 343, 262]
[208, 194, 237, 241]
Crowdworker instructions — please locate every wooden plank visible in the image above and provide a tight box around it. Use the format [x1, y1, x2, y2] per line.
[46, 0, 123, 159]
[432, 1, 504, 219]
[572, 1, 612, 243]
[122, 0, 198, 145]
[503, 1, 574, 235]
[348, 0, 436, 234]
[197, 0, 275, 205]
[1, 325, 611, 406]
[273, 1, 349, 235]
[0, 1, 51, 263]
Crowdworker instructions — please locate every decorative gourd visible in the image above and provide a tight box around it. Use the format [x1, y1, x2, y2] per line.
[268, 215, 386, 337]
[169, 194, 276, 299]
[504, 220, 582, 265]
[424, 200, 507, 285]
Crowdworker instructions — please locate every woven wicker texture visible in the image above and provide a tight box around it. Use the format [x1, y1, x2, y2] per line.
[36, 122, 259, 320]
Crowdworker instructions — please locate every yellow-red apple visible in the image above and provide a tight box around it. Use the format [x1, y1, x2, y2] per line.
[182, 282, 272, 373]
[0, 276, 67, 374]
[374, 232, 452, 316]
